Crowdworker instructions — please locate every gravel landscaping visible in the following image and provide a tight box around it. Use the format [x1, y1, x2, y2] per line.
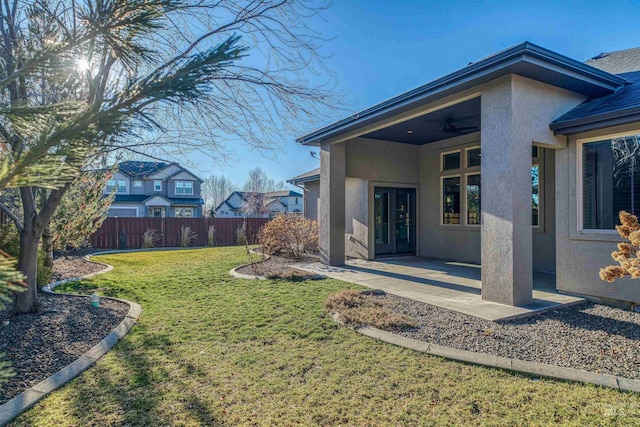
[236, 252, 321, 279]
[378, 294, 640, 380]
[50, 255, 107, 283]
[0, 255, 127, 404]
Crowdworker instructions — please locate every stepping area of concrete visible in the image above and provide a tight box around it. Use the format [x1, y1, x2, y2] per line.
[296, 257, 584, 321]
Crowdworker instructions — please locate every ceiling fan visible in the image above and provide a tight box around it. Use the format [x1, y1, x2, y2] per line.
[443, 118, 479, 135]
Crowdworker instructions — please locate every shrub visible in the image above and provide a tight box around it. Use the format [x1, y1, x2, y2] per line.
[207, 225, 216, 246]
[235, 223, 247, 246]
[601, 211, 640, 282]
[324, 289, 416, 330]
[179, 226, 197, 248]
[142, 229, 161, 249]
[258, 214, 318, 260]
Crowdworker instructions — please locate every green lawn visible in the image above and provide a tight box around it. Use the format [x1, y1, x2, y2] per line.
[11, 247, 640, 426]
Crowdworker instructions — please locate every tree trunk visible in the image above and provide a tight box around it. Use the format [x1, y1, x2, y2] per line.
[12, 229, 39, 314]
[41, 226, 54, 267]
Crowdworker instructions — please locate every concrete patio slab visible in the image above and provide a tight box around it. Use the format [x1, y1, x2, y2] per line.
[295, 257, 585, 321]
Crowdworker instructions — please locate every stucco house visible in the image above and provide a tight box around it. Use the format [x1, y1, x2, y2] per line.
[288, 168, 320, 222]
[297, 42, 640, 308]
[214, 190, 303, 218]
[105, 161, 205, 218]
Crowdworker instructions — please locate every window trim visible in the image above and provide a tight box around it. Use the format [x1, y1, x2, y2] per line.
[465, 145, 482, 169]
[438, 141, 542, 229]
[133, 180, 142, 188]
[154, 180, 162, 192]
[441, 149, 462, 172]
[175, 207, 194, 218]
[465, 172, 481, 227]
[531, 163, 541, 230]
[175, 180, 194, 195]
[440, 174, 462, 226]
[576, 130, 640, 234]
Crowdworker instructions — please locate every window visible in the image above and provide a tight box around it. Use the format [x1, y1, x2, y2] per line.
[175, 181, 193, 195]
[581, 133, 640, 230]
[441, 143, 541, 227]
[532, 165, 540, 227]
[466, 174, 481, 225]
[133, 180, 142, 188]
[175, 207, 193, 218]
[467, 147, 481, 167]
[295, 197, 299, 204]
[442, 176, 461, 224]
[107, 179, 127, 193]
[442, 151, 461, 171]
[154, 180, 162, 192]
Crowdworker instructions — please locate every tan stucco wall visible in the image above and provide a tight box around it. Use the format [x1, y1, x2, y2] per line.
[303, 181, 319, 223]
[418, 133, 481, 263]
[343, 137, 420, 259]
[345, 178, 369, 259]
[556, 123, 640, 305]
[345, 137, 420, 183]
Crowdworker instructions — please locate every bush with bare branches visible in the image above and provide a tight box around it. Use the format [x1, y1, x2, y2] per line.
[258, 214, 318, 260]
[601, 211, 640, 282]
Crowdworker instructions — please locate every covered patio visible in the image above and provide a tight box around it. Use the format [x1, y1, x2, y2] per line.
[297, 257, 585, 321]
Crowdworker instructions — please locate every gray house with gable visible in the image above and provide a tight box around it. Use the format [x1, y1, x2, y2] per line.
[298, 43, 640, 308]
[105, 161, 205, 218]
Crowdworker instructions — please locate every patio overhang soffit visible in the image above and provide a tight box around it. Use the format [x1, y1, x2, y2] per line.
[297, 42, 625, 147]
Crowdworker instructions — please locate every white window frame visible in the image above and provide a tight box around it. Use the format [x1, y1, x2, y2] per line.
[531, 163, 541, 230]
[441, 149, 462, 172]
[576, 130, 640, 234]
[133, 180, 142, 188]
[465, 145, 482, 168]
[106, 179, 116, 193]
[154, 180, 162, 192]
[175, 207, 193, 218]
[440, 174, 462, 226]
[175, 181, 193, 195]
[465, 172, 481, 227]
[116, 180, 127, 193]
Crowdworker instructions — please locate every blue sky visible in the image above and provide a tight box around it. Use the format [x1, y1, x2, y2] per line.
[185, 0, 640, 188]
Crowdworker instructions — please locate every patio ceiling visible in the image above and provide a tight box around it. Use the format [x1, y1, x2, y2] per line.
[361, 97, 480, 145]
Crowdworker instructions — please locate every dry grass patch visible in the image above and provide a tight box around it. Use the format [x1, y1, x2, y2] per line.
[325, 289, 417, 330]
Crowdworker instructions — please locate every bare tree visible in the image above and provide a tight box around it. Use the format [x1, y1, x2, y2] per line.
[0, 0, 340, 313]
[242, 167, 289, 193]
[202, 174, 235, 216]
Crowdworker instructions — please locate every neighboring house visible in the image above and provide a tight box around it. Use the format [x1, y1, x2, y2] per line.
[105, 161, 204, 218]
[297, 42, 640, 308]
[214, 190, 303, 218]
[288, 168, 320, 222]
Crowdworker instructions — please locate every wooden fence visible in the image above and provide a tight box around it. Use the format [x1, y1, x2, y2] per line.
[91, 217, 269, 249]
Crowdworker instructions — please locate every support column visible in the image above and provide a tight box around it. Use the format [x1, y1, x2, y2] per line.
[320, 141, 345, 266]
[480, 77, 533, 306]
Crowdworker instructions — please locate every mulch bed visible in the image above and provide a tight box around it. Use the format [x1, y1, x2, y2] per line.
[378, 294, 640, 380]
[236, 252, 321, 279]
[0, 257, 128, 404]
[50, 255, 107, 283]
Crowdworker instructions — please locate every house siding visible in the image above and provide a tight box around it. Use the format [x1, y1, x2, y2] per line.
[556, 122, 640, 305]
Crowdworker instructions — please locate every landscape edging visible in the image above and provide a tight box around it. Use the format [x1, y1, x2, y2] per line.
[230, 249, 326, 281]
[357, 326, 640, 393]
[0, 253, 141, 426]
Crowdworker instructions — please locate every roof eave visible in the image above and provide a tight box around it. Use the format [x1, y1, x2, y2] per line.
[297, 42, 625, 146]
[287, 174, 320, 184]
[551, 107, 640, 135]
